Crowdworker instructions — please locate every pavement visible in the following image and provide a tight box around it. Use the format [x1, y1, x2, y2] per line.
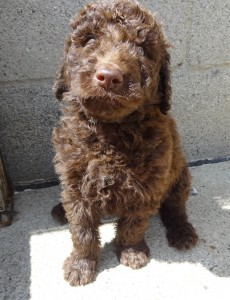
[0, 161, 230, 300]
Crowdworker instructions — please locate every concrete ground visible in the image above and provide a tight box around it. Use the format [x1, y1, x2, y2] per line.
[0, 162, 230, 300]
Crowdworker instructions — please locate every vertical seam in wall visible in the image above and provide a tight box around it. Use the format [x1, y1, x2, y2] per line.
[183, 0, 192, 68]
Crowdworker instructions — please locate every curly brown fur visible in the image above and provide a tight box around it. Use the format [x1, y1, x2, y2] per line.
[52, 0, 198, 286]
[116, 238, 150, 269]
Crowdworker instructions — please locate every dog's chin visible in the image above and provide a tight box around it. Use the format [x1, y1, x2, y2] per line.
[80, 96, 141, 122]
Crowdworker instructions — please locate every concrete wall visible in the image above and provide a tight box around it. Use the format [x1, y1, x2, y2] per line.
[0, 0, 229, 185]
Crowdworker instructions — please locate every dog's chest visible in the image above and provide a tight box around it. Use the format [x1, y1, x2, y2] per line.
[79, 123, 163, 211]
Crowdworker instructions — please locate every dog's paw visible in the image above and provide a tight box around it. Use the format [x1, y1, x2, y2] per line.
[63, 256, 97, 286]
[51, 203, 68, 225]
[167, 222, 198, 250]
[118, 247, 149, 269]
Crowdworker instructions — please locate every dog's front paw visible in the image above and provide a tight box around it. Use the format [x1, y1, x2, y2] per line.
[116, 240, 150, 269]
[119, 247, 149, 269]
[167, 222, 198, 250]
[63, 255, 97, 286]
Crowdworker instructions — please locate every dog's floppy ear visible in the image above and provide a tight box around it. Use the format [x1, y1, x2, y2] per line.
[53, 35, 71, 100]
[157, 51, 171, 114]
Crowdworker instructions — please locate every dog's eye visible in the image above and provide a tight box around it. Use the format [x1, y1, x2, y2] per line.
[138, 45, 145, 56]
[138, 45, 150, 58]
[82, 34, 96, 46]
[140, 45, 154, 60]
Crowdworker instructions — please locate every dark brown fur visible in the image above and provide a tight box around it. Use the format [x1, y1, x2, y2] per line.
[52, 0, 198, 286]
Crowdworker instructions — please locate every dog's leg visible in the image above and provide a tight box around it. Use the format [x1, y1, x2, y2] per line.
[160, 166, 198, 250]
[115, 216, 150, 269]
[51, 203, 68, 225]
[63, 205, 100, 286]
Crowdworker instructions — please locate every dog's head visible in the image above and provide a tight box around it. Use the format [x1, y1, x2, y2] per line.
[54, 0, 171, 121]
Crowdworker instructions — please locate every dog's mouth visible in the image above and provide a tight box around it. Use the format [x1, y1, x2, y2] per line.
[79, 88, 146, 121]
[80, 92, 143, 121]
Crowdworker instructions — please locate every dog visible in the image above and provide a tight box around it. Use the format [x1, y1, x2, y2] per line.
[51, 0, 198, 286]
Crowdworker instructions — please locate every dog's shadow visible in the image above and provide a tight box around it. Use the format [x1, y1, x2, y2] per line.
[99, 240, 119, 270]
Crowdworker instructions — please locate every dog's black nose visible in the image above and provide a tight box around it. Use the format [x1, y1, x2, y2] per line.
[94, 65, 123, 90]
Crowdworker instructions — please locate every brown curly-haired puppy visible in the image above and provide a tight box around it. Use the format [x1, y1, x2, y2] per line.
[52, 0, 198, 286]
